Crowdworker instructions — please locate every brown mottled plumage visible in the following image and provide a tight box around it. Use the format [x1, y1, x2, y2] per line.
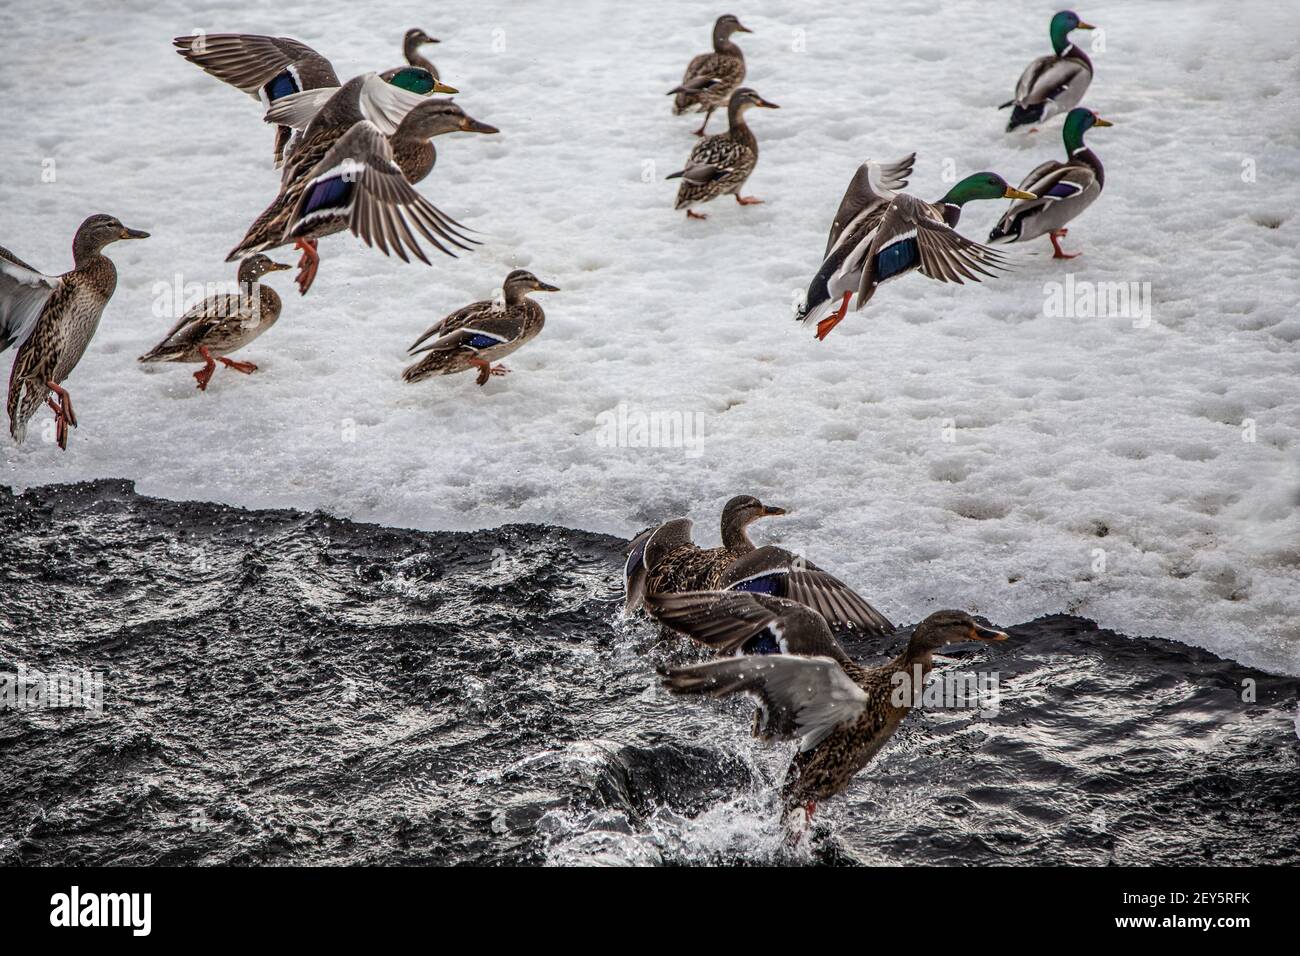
[668, 89, 779, 218]
[403, 28, 441, 81]
[653, 596, 1008, 821]
[138, 255, 291, 391]
[669, 14, 751, 137]
[1, 214, 148, 449]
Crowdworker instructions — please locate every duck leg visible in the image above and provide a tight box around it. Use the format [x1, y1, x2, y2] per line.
[685, 209, 708, 221]
[218, 356, 258, 375]
[468, 358, 510, 387]
[44, 396, 70, 451]
[294, 238, 320, 295]
[46, 381, 77, 429]
[193, 347, 218, 391]
[1049, 229, 1080, 260]
[814, 293, 853, 341]
[735, 195, 764, 205]
[693, 108, 714, 136]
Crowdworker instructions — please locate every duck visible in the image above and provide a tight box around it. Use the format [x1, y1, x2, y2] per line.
[988, 108, 1111, 259]
[173, 34, 458, 165]
[799, 170, 1033, 340]
[669, 14, 752, 137]
[624, 496, 892, 635]
[402, 269, 558, 387]
[667, 88, 778, 220]
[403, 28, 441, 80]
[653, 592, 1008, 823]
[0, 215, 149, 449]
[1000, 11, 1095, 132]
[387, 99, 499, 186]
[137, 255, 292, 391]
[227, 74, 489, 295]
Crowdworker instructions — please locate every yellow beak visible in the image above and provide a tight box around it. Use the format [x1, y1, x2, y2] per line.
[1004, 187, 1037, 200]
[1093, 117, 1114, 127]
[1076, 21, 1096, 29]
[433, 81, 458, 94]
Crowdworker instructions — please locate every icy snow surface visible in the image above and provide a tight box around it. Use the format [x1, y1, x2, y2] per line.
[2, 1, 1298, 674]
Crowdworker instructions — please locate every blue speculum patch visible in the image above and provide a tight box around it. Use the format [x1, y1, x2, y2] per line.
[263, 70, 300, 101]
[874, 237, 919, 280]
[302, 175, 354, 215]
[467, 334, 502, 349]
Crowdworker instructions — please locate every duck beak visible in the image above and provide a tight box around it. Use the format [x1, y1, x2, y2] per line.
[736, 22, 753, 33]
[119, 227, 150, 240]
[534, 281, 560, 292]
[433, 81, 459, 94]
[459, 116, 499, 134]
[971, 624, 1009, 642]
[268, 261, 292, 272]
[1076, 21, 1096, 30]
[1093, 116, 1114, 127]
[758, 98, 780, 109]
[760, 505, 787, 517]
[1004, 187, 1037, 200]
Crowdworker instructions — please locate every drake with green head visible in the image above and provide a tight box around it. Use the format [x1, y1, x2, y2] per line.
[799, 168, 1033, 339]
[989, 107, 1112, 258]
[1001, 10, 1095, 132]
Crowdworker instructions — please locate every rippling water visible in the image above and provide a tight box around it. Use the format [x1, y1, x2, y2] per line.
[1, 480, 1296, 866]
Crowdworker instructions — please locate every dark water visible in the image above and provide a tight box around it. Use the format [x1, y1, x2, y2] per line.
[1, 479, 1297, 866]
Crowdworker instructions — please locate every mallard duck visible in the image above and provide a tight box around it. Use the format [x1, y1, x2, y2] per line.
[667, 88, 778, 219]
[386, 99, 498, 187]
[1000, 11, 1095, 132]
[669, 14, 751, 136]
[1, 215, 148, 449]
[799, 171, 1033, 339]
[989, 108, 1111, 259]
[624, 496, 892, 634]
[402, 270, 558, 387]
[403, 28, 441, 80]
[137, 255, 291, 391]
[227, 74, 482, 295]
[173, 33, 457, 164]
[654, 593, 1008, 822]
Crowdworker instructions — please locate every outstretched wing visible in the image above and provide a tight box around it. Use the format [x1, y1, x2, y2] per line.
[173, 33, 339, 98]
[0, 248, 59, 354]
[824, 154, 915, 258]
[285, 121, 475, 263]
[660, 655, 868, 751]
[646, 590, 848, 659]
[724, 547, 894, 635]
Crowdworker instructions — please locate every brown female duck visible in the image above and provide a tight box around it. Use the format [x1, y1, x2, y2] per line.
[668, 88, 778, 219]
[669, 14, 752, 136]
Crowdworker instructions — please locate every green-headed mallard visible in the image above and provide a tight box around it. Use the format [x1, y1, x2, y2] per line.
[1, 215, 149, 449]
[1000, 11, 1095, 132]
[173, 33, 457, 165]
[624, 495, 892, 634]
[989, 108, 1111, 259]
[667, 88, 778, 219]
[227, 74, 488, 295]
[404, 28, 441, 80]
[669, 14, 751, 137]
[137, 255, 291, 391]
[653, 593, 1007, 822]
[402, 269, 558, 387]
[799, 169, 1033, 339]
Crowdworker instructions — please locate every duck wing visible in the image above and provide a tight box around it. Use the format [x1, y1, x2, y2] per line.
[406, 313, 524, 357]
[284, 120, 475, 263]
[659, 654, 868, 751]
[407, 300, 492, 352]
[173, 34, 339, 98]
[990, 162, 1096, 242]
[645, 589, 849, 659]
[823, 155, 915, 258]
[0, 249, 60, 354]
[723, 546, 894, 635]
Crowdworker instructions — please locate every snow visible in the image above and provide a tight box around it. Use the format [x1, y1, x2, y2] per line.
[2, 1, 1298, 675]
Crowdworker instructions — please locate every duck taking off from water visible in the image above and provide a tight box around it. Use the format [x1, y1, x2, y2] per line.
[1000, 11, 1095, 132]
[1, 215, 148, 450]
[800, 169, 1033, 340]
[989, 108, 1111, 259]
[668, 88, 779, 219]
[654, 594, 1007, 824]
[173, 33, 458, 166]
[625, 496, 893, 635]
[403, 270, 558, 387]
[669, 14, 751, 136]
[138, 255, 292, 391]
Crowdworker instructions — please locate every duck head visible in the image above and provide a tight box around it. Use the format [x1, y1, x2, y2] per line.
[714, 14, 753, 41]
[1062, 107, 1112, 153]
[380, 65, 457, 96]
[236, 254, 291, 285]
[405, 28, 439, 49]
[720, 494, 786, 548]
[941, 172, 1036, 205]
[503, 269, 560, 304]
[727, 87, 780, 122]
[398, 100, 499, 139]
[906, 610, 1008, 659]
[1050, 10, 1095, 53]
[73, 214, 149, 263]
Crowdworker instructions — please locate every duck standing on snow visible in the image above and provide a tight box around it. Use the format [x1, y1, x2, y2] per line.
[138, 255, 291, 391]
[669, 14, 752, 136]
[173, 33, 458, 165]
[625, 495, 893, 635]
[989, 108, 1111, 259]
[227, 73, 490, 295]
[1, 215, 149, 449]
[403, 28, 441, 80]
[654, 593, 1007, 823]
[1000, 11, 1096, 132]
[800, 169, 1032, 340]
[402, 270, 558, 387]
[668, 88, 778, 220]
